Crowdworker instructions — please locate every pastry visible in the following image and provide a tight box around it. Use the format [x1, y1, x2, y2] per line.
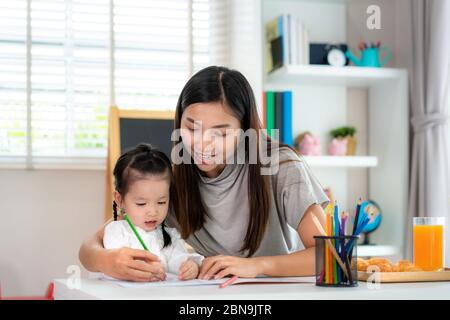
[356, 258, 421, 273]
[355, 258, 369, 272]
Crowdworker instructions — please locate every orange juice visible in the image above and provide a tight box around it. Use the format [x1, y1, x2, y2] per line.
[413, 224, 444, 271]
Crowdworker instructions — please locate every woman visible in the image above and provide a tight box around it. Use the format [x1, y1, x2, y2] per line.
[79, 66, 329, 281]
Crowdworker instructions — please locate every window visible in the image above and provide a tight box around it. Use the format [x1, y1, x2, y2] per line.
[0, 0, 27, 158]
[0, 0, 229, 168]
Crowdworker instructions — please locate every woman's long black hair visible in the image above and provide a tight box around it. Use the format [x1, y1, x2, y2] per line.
[112, 143, 173, 248]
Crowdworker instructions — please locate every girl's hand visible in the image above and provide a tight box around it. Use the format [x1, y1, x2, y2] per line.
[178, 259, 199, 280]
[198, 255, 262, 280]
[100, 247, 167, 282]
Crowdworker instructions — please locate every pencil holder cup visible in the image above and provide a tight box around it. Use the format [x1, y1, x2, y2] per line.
[314, 235, 359, 287]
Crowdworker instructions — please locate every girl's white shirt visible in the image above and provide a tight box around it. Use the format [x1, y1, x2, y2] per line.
[103, 220, 204, 276]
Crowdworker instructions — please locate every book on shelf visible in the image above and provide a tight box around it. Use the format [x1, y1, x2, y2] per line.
[261, 92, 266, 128]
[275, 92, 283, 137]
[262, 90, 293, 146]
[265, 91, 275, 134]
[265, 14, 309, 73]
[282, 91, 293, 146]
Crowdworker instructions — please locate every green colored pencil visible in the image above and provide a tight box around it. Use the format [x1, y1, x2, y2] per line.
[124, 214, 149, 251]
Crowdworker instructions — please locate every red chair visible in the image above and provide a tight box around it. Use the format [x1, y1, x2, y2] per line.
[0, 282, 54, 300]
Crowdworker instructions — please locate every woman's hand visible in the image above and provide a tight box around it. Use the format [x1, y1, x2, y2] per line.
[100, 247, 167, 282]
[198, 255, 262, 280]
[178, 259, 200, 280]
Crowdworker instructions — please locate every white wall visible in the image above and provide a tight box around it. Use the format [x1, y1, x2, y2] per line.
[229, 0, 263, 111]
[347, 0, 411, 69]
[0, 169, 105, 296]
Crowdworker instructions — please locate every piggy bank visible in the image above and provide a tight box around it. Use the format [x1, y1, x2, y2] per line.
[328, 138, 347, 156]
[299, 133, 321, 156]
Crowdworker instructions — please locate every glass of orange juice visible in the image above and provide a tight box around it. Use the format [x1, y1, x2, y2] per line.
[413, 217, 445, 271]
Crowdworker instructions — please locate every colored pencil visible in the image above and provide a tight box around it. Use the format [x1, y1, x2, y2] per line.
[124, 214, 149, 251]
[328, 212, 334, 284]
[219, 275, 238, 289]
[340, 212, 353, 283]
[352, 198, 362, 235]
[346, 213, 370, 253]
[325, 210, 330, 284]
[312, 216, 350, 280]
[333, 202, 340, 284]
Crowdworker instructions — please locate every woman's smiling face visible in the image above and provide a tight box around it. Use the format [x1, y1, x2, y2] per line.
[180, 101, 241, 177]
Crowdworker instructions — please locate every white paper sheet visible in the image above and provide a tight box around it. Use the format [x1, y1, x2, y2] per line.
[102, 273, 315, 288]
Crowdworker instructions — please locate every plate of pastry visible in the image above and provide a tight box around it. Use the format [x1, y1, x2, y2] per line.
[355, 258, 450, 283]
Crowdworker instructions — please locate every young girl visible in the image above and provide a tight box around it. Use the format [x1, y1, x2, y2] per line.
[103, 143, 203, 281]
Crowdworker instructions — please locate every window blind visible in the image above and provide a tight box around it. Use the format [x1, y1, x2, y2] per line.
[0, 0, 229, 167]
[0, 0, 28, 157]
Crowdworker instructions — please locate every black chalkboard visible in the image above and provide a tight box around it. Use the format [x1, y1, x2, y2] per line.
[119, 118, 174, 161]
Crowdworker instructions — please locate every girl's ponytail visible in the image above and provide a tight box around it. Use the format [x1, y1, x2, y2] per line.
[112, 200, 118, 221]
[161, 221, 172, 247]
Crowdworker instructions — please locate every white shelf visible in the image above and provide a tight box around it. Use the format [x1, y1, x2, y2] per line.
[265, 64, 407, 88]
[303, 156, 378, 168]
[358, 245, 399, 258]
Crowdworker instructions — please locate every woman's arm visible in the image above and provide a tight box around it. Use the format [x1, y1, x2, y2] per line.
[198, 204, 325, 279]
[79, 225, 107, 272]
[78, 223, 167, 282]
[254, 204, 325, 277]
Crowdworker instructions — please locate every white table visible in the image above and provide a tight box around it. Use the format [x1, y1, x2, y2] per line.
[54, 278, 450, 300]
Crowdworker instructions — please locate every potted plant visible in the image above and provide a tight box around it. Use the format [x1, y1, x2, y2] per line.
[329, 126, 357, 156]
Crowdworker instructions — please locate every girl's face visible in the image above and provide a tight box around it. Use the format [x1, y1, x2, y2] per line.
[180, 102, 241, 177]
[115, 173, 170, 232]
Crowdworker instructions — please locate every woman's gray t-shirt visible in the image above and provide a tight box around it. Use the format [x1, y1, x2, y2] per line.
[166, 147, 329, 257]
